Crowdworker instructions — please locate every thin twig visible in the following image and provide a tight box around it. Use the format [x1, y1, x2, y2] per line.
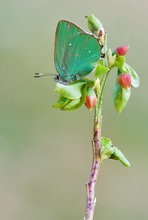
[85, 116, 102, 220]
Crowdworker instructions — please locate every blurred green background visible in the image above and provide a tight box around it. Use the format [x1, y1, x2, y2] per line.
[0, 0, 147, 219]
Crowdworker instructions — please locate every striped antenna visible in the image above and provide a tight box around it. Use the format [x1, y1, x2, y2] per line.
[34, 73, 56, 78]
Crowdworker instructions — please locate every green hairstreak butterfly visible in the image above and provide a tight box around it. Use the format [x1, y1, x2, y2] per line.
[35, 20, 101, 84]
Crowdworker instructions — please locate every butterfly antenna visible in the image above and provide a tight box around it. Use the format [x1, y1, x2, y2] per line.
[34, 73, 56, 78]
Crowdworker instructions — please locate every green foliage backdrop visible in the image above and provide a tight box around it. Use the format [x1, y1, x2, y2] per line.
[0, 0, 147, 219]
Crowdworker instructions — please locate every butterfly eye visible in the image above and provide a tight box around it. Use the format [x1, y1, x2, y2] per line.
[55, 75, 60, 81]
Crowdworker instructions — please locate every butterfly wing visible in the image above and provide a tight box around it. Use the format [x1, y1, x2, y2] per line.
[63, 33, 101, 82]
[54, 20, 101, 83]
[54, 20, 83, 81]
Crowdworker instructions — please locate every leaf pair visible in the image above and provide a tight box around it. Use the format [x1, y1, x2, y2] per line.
[53, 81, 88, 110]
[115, 56, 139, 88]
[101, 137, 130, 167]
[94, 59, 110, 78]
[113, 56, 139, 113]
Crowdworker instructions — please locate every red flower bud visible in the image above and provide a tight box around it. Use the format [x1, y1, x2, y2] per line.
[85, 95, 97, 110]
[98, 27, 105, 37]
[117, 73, 131, 90]
[116, 45, 129, 56]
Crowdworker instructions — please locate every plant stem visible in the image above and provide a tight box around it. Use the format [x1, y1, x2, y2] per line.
[85, 31, 109, 219]
[85, 115, 102, 220]
[85, 71, 109, 220]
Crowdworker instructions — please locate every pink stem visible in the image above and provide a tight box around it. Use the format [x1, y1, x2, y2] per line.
[85, 116, 102, 220]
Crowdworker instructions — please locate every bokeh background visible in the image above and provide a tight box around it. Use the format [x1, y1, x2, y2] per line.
[0, 0, 147, 219]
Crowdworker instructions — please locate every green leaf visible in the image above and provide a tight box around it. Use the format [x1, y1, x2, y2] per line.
[86, 14, 103, 33]
[101, 137, 112, 148]
[123, 63, 140, 88]
[64, 98, 81, 110]
[100, 137, 114, 160]
[69, 85, 87, 110]
[55, 81, 87, 99]
[62, 85, 87, 110]
[94, 61, 110, 78]
[113, 81, 131, 113]
[53, 95, 70, 109]
[80, 78, 94, 88]
[114, 56, 125, 71]
[53, 96, 81, 111]
[110, 147, 130, 167]
[101, 137, 130, 167]
[53, 83, 87, 111]
[107, 49, 116, 67]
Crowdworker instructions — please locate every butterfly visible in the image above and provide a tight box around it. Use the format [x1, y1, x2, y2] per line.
[35, 20, 101, 84]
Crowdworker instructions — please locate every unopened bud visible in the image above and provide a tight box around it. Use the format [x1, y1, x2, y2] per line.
[86, 14, 103, 34]
[98, 27, 105, 37]
[85, 88, 97, 111]
[115, 45, 129, 56]
[117, 73, 131, 90]
[93, 78, 100, 94]
[98, 27, 105, 44]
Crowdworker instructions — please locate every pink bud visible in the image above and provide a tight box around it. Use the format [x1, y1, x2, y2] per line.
[98, 27, 105, 37]
[117, 73, 131, 90]
[116, 45, 129, 56]
[85, 95, 97, 111]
